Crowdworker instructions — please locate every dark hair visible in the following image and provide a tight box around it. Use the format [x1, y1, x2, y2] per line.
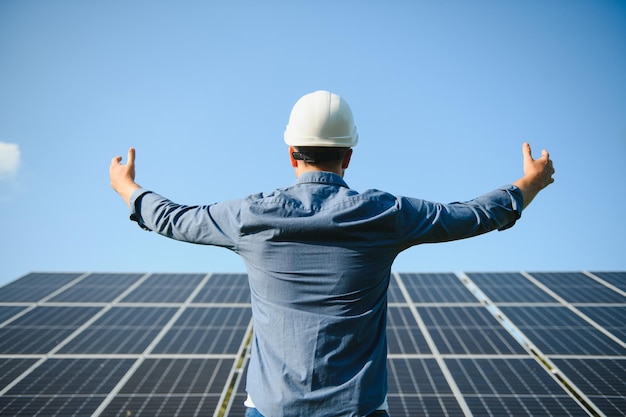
[292, 147, 349, 164]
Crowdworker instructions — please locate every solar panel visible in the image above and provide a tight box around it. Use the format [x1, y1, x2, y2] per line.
[0, 272, 83, 302]
[0, 358, 135, 416]
[0, 358, 39, 390]
[192, 273, 251, 304]
[59, 307, 178, 354]
[152, 307, 252, 354]
[49, 273, 145, 303]
[0, 306, 27, 324]
[465, 272, 557, 303]
[550, 358, 626, 416]
[0, 306, 101, 354]
[418, 306, 527, 354]
[398, 272, 478, 303]
[499, 306, 626, 355]
[445, 358, 591, 416]
[528, 272, 626, 303]
[0, 270, 623, 417]
[591, 271, 626, 292]
[101, 358, 234, 417]
[387, 357, 464, 416]
[121, 273, 206, 303]
[387, 307, 431, 354]
[387, 273, 406, 303]
[577, 306, 626, 342]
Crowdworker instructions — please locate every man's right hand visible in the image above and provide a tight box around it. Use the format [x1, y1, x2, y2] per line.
[513, 142, 555, 209]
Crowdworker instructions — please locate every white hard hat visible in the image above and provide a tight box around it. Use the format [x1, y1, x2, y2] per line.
[284, 90, 358, 147]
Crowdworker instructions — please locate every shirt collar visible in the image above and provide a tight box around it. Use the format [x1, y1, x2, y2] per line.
[294, 171, 350, 188]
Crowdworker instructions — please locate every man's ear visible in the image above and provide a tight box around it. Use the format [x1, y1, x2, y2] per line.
[289, 146, 298, 168]
[342, 148, 353, 169]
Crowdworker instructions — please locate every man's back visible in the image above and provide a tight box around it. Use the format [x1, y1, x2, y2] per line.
[238, 171, 397, 416]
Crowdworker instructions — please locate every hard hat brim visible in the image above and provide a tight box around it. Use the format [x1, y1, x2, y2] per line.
[284, 131, 358, 147]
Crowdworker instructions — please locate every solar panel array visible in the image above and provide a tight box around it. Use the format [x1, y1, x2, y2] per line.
[0, 271, 624, 417]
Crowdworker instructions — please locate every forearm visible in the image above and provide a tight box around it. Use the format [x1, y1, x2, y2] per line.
[115, 181, 141, 207]
[512, 176, 542, 209]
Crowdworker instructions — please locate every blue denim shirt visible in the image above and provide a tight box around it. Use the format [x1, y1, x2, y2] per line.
[129, 171, 523, 417]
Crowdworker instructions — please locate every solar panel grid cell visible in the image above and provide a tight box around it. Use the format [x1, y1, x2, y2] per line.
[584, 397, 626, 417]
[386, 307, 430, 354]
[530, 272, 626, 303]
[386, 358, 464, 417]
[386, 276, 405, 303]
[388, 395, 464, 417]
[446, 358, 559, 395]
[551, 358, 626, 398]
[153, 307, 252, 354]
[5, 358, 135, 395]
[399, 272, 478, 303]
[419, 306, 527, 355]
[464, 396, 591, 417]
[0, 395, 106, 417]
[500, 306, 626, 355]
[192, 273, 250, 304]
[0, 327, 74, 354]
[0, 306, 27, 324]
[466, 272, 557, 303]
[49, 273, 144, 303]
[101, 394, 220, 417]
[118, 358, 233, 394]
[387, 358, 451, 395]
[0, 358, 38, 391]
[12, 305, 99, 326]
[121, 273, 206, 303]
[551, 360, 626, 417]
[0, 358, 135, 417]
[577, 306, 626, 342]
[0, 306, 101, 354]
[60, 307, 178, 354]
[592, 271, 626, 292]
[445, 358, 592, 416]
[0, 272, 82, 302]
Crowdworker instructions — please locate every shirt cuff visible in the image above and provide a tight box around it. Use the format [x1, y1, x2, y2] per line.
[497, 184, 523, 231]
[129, 188, 153, 231]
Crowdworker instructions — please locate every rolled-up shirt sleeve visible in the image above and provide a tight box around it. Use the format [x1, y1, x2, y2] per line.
[128, 188, 241, 250]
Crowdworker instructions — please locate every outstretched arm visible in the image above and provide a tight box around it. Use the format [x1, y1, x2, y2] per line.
[110, 147, 141, 207]
[513, 142, 555, 209]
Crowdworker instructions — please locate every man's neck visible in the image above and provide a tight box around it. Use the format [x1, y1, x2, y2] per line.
[295, 165, 344, 178]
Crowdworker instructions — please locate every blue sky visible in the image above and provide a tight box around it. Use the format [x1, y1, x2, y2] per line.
[1, 1, 625, 286]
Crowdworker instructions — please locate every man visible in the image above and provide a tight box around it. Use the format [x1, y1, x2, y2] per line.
[110, 90, 555, 417]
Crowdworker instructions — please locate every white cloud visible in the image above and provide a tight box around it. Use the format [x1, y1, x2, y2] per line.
[0, 142, 20, 179]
